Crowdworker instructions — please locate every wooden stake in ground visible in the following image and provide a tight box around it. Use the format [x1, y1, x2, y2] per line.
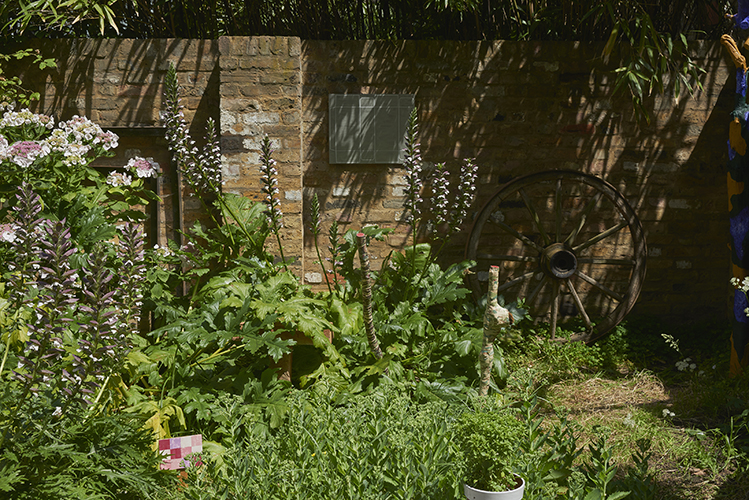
[357, 232, 383, 359]
[478, 266, 513, 396]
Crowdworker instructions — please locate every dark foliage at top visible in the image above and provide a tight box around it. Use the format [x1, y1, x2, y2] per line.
[0, 0, 733, 40]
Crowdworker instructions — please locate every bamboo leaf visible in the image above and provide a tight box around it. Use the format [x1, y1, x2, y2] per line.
[603, 25, 618, 56]
[628, 72, 643, 99]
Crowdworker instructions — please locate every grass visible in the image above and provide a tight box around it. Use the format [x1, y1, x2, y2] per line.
[502, 315, 749, 500]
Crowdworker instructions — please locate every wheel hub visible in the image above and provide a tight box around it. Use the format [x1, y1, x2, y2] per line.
[540, 242, 577, 279]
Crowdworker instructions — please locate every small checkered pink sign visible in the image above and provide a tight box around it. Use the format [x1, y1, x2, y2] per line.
[158, 434, 203, 470]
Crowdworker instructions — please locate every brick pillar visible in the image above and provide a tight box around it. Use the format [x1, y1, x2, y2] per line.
[218, 36, 304, 274]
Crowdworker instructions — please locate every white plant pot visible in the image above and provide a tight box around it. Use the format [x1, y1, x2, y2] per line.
[463, 475, 525, 500]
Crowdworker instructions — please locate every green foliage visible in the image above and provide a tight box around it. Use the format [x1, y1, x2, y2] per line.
[0, 49, 55, 105]
[1, 1, 717, 118]
[591, 0, 706, 122]
[168, 384, 466, 499]
[0, 190, 175, 499]
[130, 189, 348, 440]
[580, 428, 631, 500]
[454, 399, 524, 491]
[614, 439, 656, 500]
[515, 395, 581, 498]
[1, 0, 120, 37]
[331, 250, 482, 388]
[0, 400, 175, 499]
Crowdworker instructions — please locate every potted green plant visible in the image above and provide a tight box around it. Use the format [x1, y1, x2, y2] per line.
[454, 403, 525, 499]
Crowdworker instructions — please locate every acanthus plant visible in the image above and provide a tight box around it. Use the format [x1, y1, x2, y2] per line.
[0, 188, 170, 497]
[399, 108, 480, 293]
[259, 134, 288, 270]
[162, 67, 221, 197]
[162, 62, 269, 260]
[1, 184, 147, 419]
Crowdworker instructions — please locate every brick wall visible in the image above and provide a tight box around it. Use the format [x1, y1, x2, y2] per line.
[5, 37, 734, 326]
[300, 39, 731, 324]
[218, 36, 304, 273]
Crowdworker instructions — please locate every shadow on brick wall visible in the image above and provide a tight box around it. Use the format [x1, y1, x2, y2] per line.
[302, 39, 732, 324]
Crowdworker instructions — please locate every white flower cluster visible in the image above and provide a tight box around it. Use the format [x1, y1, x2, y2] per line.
[153, 243, 174, 257]
[730, 277, 749, 316]
[0, 108, 55, 129]
[105, 156, 161, 187]
[0, 223, 17, 243]
[0, 108, 119, 170]
[731, 276, 749, 293]
[5, 140, 50, 168]
[260, 136, 283, 229]
[453, 158, 479, 229]
[675, 357, 697, 372]
[60, 115, 119, 151]
[106, 171, 132, 187]
[402, 148, 423, 223]
[430, 162, 450, 227]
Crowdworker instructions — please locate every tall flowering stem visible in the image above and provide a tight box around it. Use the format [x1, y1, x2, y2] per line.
[310, 193, 332, 293]
[328, 220, 345, 298]
[162, 63, 258, 251]
[12, 218, 73, 404]
[2, 184, 145, 423]
[162, 65, 221, 198]
[403, 107, 424, 277]
[400, 112, 480, 295]
[427, 157, 480, 266]
[430, 162, 450, 232]
[451, 158, 479, 233]
[259, 135, 287, 271]
[0, 184, 43, 381]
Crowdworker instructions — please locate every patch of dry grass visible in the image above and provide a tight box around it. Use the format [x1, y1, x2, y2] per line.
[544, 370, 749, 500]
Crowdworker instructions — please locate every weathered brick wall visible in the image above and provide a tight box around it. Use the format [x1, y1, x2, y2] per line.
[5, 36, 734, 325]
[218, 36, 304, 273]
[300, 40, 732, 322]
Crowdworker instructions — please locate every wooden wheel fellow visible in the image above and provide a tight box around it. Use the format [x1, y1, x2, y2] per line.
[465, 170, 646, 343]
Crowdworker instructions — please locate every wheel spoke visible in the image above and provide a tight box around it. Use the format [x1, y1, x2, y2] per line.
[577, 257, 635, 266]
[565, 278, 592, 330]
[576, 270, 624, 302]
[573, 221, 628, 253]
[565, 192, 602, 246]
[476, 253, 538, 263]
[519, 187, 551, 246]
[465, 170, 646, 340]
[526, 273, 547, 308]
[549, 280, 560, 339]
[497, 270, 536, 294]
[487, 218, 545, 253]
[554, 178, 562, 242]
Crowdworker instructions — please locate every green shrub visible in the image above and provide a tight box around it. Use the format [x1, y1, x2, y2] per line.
[454, 401, 524, 491]
[173, 384, 465, 500]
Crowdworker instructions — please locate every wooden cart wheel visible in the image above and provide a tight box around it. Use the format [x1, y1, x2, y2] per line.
[465, 170, 646, 343]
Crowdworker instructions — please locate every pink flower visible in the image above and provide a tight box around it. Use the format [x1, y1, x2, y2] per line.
[126, 157, 161, 178]
[8, 141, 49, 168]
